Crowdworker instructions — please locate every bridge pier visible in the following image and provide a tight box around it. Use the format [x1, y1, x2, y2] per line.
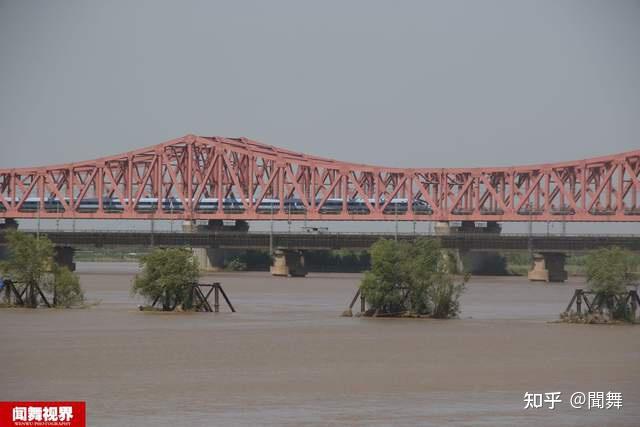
[436, 221, 505, 274]
[205, 219, 249, 232]
[193, 247, 223, 271]
[461, 251, 508, 275]
[528, 252, 567, 282]
[270, 249, 307, 277]
[53, 246, 76, 272]
[182, 220, 197, 232]
[434, 221, 452, 235]
[186, 219, 248, 271]
[192, 247, 244, 272]
[0, 218, 18, 230]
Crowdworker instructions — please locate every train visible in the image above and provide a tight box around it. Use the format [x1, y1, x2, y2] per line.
[1, 196, 433, 215]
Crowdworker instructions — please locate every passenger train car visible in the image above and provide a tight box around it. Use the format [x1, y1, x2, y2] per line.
[4, 196, 432, 215]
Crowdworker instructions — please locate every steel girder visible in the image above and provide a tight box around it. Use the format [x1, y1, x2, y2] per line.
[0, 134, 638, 222]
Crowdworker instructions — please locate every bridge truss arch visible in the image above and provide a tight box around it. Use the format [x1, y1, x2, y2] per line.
[0, 134, 638, 222]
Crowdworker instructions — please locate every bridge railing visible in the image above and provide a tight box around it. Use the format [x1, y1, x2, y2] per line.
[6, 229, 640, 238]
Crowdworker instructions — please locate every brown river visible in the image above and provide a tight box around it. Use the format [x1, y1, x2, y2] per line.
[1, 263, 639, 426]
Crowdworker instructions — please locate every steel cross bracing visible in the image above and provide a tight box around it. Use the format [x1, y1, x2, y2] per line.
[0, 135, 638, 222]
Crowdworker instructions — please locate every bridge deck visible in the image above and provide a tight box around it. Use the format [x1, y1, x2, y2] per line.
[2, 230, 639, 252]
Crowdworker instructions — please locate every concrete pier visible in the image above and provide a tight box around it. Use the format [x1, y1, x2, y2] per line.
[182, 220, 197, 232]
[0, 218, 18, 230]
[270, 249, 307, 277]
[528, 252, 568, 282]
[192, 247, 244, 272]
[434, 221, 452, 235]
[53, 246, 76, 272]
[435, 221, 505, 275]
[186, 220, 247, 271]
[192, 247, 223, 271]
[204, 219, 249, 232]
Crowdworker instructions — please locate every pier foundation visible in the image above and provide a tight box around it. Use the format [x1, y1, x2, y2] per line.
[528, 252, 568, 282]
[270, 249, 307, 277]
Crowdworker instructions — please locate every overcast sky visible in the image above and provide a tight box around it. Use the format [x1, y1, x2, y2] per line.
[0, 0, 638, 232]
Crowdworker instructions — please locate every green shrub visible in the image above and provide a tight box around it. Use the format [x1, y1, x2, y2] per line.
[585, 247, 637, 296]
[360, 238, 467, 318]
[132, 248, 199, 311]
[51, 266, 84, 308]
[0, 231, 86, 308]
[584, 247, 639, 322]
[429, 278, 465, 318]
[0, 231, 55, 307]
[225, 257, 248, 271]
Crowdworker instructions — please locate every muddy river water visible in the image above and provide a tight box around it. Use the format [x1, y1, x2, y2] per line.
[1, 263, 639, 426]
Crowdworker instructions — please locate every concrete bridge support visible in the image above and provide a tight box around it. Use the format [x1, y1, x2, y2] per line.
[192, 247, 244, 272]
[205, 219, 249, 232]
[435, 221, 505, 275]
[270, 249, 307, 277]
[461, 251, 508, 275]
[528, 252, 568, 282]
[182, 220, 197, 232]
[53, 246, 76, 272]
[434, 221, 452, 235]
[185, 220, 249, 272]
[0, 218, 18, 230]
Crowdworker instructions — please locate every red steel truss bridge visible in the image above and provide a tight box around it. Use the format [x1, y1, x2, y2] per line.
[0, 135, 638, 222]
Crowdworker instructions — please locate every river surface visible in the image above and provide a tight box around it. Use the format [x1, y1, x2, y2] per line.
[1, 263, 639, 426]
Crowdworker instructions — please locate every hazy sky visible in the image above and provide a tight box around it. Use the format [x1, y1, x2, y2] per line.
[1, 0, 639, 168]
[0, 0, 639, 232]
